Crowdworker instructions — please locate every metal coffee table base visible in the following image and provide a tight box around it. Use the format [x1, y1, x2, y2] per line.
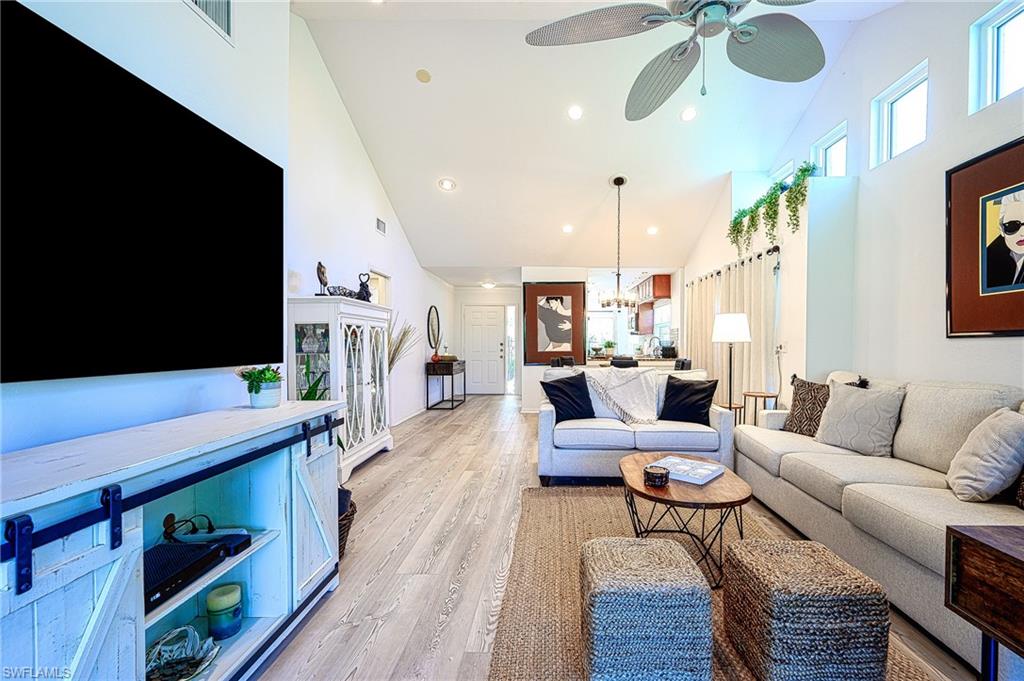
[624, 489, 744, 589]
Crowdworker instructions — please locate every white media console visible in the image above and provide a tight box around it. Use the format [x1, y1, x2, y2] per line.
[0, 401, 344, 680]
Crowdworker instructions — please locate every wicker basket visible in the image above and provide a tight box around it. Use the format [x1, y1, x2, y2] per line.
[338, 500, 357, 559]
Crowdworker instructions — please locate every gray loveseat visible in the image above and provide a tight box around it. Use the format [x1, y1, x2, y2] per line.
[734, 370, 1024, 674]
[538, 367, 734, 484]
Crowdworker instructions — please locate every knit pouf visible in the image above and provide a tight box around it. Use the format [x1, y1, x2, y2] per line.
[580, 537, 712, 681]
[724, 540, 890, 681]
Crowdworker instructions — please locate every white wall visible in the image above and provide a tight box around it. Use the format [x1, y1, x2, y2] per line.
[769, 1, 1024, 385]
[452, 287, 522, 395]
[288, 14, 454, 425]
[1, 0, 290, 452]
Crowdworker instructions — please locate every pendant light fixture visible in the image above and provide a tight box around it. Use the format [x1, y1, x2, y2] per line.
[600, 176, 638, 312]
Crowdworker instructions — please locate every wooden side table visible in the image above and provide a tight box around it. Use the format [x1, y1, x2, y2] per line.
[945, 525, 1024, 681]
[715, 402, 744, 425]
[425, 360, 466, 410]
[742, 392, 779, 426]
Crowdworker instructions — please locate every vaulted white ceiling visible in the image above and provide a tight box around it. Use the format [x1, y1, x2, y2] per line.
[293, 1, 895, 275]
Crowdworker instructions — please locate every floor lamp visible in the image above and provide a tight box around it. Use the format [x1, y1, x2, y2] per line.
[712, 313, 751, 413]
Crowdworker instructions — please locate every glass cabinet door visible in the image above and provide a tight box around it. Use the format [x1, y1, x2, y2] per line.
[343, 322, 366, 450]
[294, 323, 331, 400]
[369, 325, 387, 438]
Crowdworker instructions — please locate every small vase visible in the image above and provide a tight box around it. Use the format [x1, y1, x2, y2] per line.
[431, 352, 441, 363]
[301, 328, 320, 353]
[250, 382, 282, 408]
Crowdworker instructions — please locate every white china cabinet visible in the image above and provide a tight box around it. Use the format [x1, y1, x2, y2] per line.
[288, 297, 392, 482]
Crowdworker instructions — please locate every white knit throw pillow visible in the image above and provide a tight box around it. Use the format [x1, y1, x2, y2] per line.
[946, 408, 1024, 502]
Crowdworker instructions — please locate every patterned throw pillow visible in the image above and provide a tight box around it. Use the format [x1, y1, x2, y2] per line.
[815, 381, 907, 457]
[783, 377, 831, 437]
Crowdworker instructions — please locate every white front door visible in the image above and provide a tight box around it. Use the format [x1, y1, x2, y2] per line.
[463, 305, 505, 394]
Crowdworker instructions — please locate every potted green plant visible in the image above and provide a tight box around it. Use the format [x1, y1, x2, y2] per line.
[236, 365, 283, 409]
[602, 339, 616, 356]
[299, 356, 329, 401]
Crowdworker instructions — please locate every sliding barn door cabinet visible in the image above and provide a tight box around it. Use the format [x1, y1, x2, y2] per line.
[0, 403, 343, 681]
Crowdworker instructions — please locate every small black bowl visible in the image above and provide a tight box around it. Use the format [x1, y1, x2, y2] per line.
[643, 464, 669, 488]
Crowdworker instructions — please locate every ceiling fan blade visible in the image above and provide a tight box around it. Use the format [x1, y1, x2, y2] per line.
[526, 3, 672, 46]
[755, 0, 816, 6]
[625, 40, 700, 121]
[726, 14, 825, 82]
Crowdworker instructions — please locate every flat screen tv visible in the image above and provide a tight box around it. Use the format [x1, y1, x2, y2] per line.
[1, 2, 284, 383]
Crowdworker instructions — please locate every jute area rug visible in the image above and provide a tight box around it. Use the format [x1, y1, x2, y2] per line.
[488, 487, 930, 681]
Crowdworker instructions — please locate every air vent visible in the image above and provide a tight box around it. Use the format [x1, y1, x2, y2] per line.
[376, 218, 387, 236]
[188, 0, 231, 37]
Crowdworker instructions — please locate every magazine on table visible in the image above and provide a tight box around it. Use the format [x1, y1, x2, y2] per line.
[649, 456, 725, 486]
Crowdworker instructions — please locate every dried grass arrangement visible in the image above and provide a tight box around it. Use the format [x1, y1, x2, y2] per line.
[387, 315, 421, 372]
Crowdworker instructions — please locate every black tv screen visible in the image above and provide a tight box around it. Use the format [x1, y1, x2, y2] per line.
[1, 3, 284, 383]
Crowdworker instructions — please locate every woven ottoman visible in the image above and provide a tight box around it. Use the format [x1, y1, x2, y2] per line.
[580, 537, 711, 681]
[724, 540, 890, 681]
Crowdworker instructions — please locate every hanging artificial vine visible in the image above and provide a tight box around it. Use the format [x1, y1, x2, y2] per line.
[744, 196, 765, 253]
[728, 207, 750, 255]
[762, 182, 783, 246]
[725, 161, 817, 255]
[784, 161, 816, 234]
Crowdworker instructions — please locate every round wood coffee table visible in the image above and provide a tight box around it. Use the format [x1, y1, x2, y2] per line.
[619, 452, 753, 588]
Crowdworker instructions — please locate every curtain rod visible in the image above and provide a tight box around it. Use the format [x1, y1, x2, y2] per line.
[684, 245, 781, 287]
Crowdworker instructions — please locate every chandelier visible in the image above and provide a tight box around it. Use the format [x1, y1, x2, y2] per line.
[599, 176, 637, 312]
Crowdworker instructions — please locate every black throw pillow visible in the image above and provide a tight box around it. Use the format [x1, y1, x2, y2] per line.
[659, 377, 718, 426]
[540, 372, 595, 424]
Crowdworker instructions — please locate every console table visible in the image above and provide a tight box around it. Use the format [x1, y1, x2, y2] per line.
[426, 360, 466, 410]
[945, 525, 1024, 681]
[0, 401, 344, 681]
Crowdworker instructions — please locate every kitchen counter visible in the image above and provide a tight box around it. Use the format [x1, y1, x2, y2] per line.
[585, 358, 678, 368]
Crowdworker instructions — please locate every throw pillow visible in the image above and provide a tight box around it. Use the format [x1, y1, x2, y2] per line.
[783, 377, 831, 437]
[540, 372, 595, 424]
[814, 381, 906, 456]
[659, 377, 719, 426]
[946, 408, 1024, 502]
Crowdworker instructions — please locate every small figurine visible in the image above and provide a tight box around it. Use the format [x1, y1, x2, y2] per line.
[316, 261, 328, 296]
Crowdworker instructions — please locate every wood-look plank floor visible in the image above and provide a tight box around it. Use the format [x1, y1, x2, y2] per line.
[263, 395, 973, 681]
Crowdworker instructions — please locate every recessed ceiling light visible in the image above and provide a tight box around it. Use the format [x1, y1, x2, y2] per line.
[567, 104, 583, 121]
[646, 226, 659, 235]
[481, 281, 496, 289]
[680, 106, 697, 122]
[562, 224, 574, 233]
[370, 0, 384, 4]
[416, 69, 432, 84]
[438, 177, 456, 192]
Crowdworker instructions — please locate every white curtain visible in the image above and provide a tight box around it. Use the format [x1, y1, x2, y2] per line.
[686, 250, 779, 406]
[684, 273, 717, 381]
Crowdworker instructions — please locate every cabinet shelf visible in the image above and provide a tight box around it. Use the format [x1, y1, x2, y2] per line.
[188, 615, 286, 681]
[144, 529, 280, 628]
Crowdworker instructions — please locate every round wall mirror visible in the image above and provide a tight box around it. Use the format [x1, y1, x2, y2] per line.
[427, 305, 440, 349]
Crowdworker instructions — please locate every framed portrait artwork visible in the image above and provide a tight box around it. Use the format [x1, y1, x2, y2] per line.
[523, 282, 587, 365]
[946, 136, 1024, 337]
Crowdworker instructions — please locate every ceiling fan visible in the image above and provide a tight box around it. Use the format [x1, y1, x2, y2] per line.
[525, 0, 826, 121]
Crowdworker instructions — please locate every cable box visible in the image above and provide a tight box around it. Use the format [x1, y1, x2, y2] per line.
[144, 542, 228, 613]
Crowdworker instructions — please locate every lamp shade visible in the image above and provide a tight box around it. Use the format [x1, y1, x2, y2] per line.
[712, 313, 751, 343]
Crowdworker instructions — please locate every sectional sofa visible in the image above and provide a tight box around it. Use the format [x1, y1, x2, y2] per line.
[537, 367, 735, 484]
[734, 371, 1024, 674]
